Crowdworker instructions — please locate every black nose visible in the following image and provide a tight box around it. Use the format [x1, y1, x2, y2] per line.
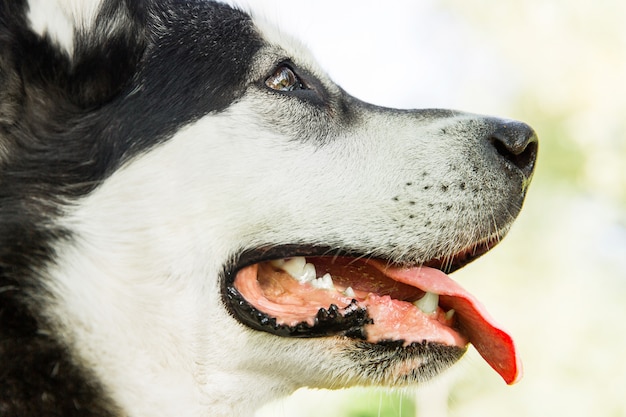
[488, 119, 538, 178]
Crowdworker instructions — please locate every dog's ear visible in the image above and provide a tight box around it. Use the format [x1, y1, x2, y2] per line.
[0, 0, 146, 112]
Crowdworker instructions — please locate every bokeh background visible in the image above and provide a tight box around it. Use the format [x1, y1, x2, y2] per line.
[229, 1, 626, 416]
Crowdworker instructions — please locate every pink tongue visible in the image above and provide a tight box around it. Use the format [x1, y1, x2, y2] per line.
[368, 260, 522, 385]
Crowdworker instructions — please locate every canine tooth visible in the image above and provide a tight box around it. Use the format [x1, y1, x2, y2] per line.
[445, 309, 456, 320]
[413, 292, 439, 315]
[343, 286, 355, 297]
[281, 257, 307, 280]
[311, 273, 335, 290]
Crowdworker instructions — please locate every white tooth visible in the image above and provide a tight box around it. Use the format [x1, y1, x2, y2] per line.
[281, 257, 307, 280]
[413, 292, 439, 315]
[445, 309, 456, 320]
[343, 286, 355, 297]
[311, 273, 335, 290]
[300, 263, 317, 283]
[321, 273, 334, 288]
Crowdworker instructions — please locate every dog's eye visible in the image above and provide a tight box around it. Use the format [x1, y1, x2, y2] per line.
[265, 65, 304, 92]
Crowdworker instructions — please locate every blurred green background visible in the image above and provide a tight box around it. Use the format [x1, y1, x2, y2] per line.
[249, 0, 626, 415]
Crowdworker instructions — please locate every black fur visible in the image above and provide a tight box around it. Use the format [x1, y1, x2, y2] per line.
[0, 1, 262, 415]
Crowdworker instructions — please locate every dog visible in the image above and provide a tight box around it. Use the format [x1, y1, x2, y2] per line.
[0, 1, 538, 416]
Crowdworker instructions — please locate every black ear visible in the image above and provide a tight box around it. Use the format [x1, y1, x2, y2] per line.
[0, 0, 146, 113]
[61, 0, 148, 108]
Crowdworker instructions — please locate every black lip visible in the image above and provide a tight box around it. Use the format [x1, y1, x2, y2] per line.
[226, 245, 349, 274]
[223, 236, 498, 283]
[224, 286, 372, 339]
[424, 235, 503, 274]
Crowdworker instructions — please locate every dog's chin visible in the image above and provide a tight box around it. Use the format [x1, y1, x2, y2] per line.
[220, 238, 502, 384]
[337, 339, 467, 386]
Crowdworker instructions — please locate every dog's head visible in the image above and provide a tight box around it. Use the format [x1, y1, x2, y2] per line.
[0, 0, 537, 415]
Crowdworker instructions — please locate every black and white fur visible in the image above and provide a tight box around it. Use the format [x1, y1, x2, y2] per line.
[0, 1, 537, 416]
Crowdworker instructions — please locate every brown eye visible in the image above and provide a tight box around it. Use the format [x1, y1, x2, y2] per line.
[265, 65, 303, 92]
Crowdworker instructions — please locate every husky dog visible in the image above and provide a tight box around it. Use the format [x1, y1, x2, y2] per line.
[0, 1, 537, 416]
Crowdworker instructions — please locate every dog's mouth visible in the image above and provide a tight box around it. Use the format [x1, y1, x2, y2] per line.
[223, 239, 521, 385]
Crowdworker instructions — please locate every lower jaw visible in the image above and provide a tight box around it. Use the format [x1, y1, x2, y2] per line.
[334, 339, 467, 386]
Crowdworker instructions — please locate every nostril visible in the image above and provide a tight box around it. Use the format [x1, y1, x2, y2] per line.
[492, 136, 538, 175]
[489, 122, 538, 177]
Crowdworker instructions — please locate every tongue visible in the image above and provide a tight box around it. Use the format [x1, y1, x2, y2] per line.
[368, 260, 522, 385]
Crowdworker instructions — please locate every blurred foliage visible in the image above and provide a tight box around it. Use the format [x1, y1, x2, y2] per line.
[515, 98, 587, 189]
[340, 391, 415, 417]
